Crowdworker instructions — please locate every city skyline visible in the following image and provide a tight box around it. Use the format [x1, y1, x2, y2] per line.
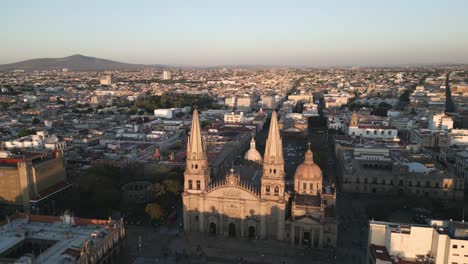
[2, 0, 468, 66]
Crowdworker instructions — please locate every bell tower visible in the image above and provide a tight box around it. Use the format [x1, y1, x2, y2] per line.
[262, 111, 285, 200]
[350, 113, 359, 127]
[184, 109, 209, 193]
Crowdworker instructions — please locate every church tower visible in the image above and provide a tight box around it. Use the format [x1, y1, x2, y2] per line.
[262, 111, 286, 200]
[350, 112, 359, 127]
[184, 109, 209, 193]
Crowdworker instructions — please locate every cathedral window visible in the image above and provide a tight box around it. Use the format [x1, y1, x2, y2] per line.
[195, 164, 198, 169]
[273, 169, 276, 174]
[188, 180, 193, 189]
[310, 183, 313, 192]
[196, 180, 201, 190]
[274, 186, 279, 196]
[303, 182, 307, 191]
[266, 185, 270, 194]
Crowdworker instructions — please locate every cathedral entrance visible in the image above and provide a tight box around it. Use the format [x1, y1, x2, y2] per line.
[248, 226, 256, 239]
[302, 232, 311, 247]
[228, 223, 236, 237]
[209, 222, 216, 235]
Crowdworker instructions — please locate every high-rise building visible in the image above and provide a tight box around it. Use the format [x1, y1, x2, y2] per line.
[163, 70, 172, 80]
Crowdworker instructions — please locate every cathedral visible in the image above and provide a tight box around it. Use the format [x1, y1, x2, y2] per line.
[182, 109, 337, 248]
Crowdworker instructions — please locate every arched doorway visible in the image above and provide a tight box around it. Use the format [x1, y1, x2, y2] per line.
[228, 223, 236, 237]
[303, 232, 311, 247]
[209, 222, 216, 235]
[248, 226, 256, 239]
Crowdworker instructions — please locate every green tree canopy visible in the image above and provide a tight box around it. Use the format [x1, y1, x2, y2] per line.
[145, 203, 164, 220]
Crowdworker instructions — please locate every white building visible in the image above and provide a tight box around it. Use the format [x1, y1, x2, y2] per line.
[4, 131, 66, 151]
[153, 108, 185, 119]
[163, 70, 172, 80]
[449, 129, 468, 146]
[429, 113, 454, 130]
[348, 125, 398, 139]
[368, 220, 468, 264]
[224, 112, 245, 123]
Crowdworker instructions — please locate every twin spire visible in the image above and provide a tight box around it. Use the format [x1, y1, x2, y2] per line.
[187, 109, 206, 161]
[264, 111, 284, 165]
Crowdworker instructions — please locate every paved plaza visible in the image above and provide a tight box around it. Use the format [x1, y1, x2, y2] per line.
[120, 224, 336, 264]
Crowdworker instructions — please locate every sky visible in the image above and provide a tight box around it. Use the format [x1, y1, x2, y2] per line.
[1, 0, 468, 66]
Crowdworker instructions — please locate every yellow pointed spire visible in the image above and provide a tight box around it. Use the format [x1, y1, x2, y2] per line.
[187, 109, 206, 161]
[264, 111, 283, 165]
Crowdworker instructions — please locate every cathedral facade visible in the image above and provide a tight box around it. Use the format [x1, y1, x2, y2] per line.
[182, 110, 336, 248]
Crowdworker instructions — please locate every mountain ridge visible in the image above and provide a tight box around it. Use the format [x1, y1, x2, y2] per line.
[0, 54, 164, 71]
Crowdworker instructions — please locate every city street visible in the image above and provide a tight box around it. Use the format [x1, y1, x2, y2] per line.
[329, 135, 369, 264]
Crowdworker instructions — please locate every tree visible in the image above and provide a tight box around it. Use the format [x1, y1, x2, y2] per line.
[128, 106, 138, 115]
[162, 179, 181, 196]
[145, 203, 164, 220]
[16, 129, 36, 138]
[32, 117, 40, 124]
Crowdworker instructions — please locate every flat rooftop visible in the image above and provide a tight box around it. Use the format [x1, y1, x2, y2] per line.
[0, 214, 123, 263]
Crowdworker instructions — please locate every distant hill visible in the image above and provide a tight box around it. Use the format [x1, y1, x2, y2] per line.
[0, 54, 163, 71]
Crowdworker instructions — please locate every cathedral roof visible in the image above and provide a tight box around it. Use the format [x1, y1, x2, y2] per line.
[294, 148, 322, 181]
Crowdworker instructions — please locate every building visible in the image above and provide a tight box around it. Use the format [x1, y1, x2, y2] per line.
[224, 112, 245, 123]
[153, 108, 186, 119]
[163, 70, 172, 80]
[182, 110, 336, 248]
[346, 113, 398, 139]
[0, 212, 126, 264]
[99, 75, 115, 86]
[449, 129, 468, 146]
[288, 94, 313, 103]
[339, 147, 464, 200]
[237, 97, 253, 112]
[455, 150, 468, 180]
[3, 131, 66, 151]
[0, 151, 71, 213]
[224, 97, 236, 108]
[260, 95, 276, 110]
[368, 220, 468, 264]
[289, 146, 337, 247]
[429, 113, 454, 130]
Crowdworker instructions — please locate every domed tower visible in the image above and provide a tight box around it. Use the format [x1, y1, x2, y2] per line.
[294, 145, 322, 195]
[244, 136, 262, 164]
[184, 109, 210, 193]
[262, 111, 285, 200]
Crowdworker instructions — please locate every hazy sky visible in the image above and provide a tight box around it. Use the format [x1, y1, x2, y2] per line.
[1, 0, 468, 66]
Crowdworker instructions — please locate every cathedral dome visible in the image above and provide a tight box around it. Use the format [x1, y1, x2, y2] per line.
[294, 149, 322, 181]
[244, 137, 262, 163]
